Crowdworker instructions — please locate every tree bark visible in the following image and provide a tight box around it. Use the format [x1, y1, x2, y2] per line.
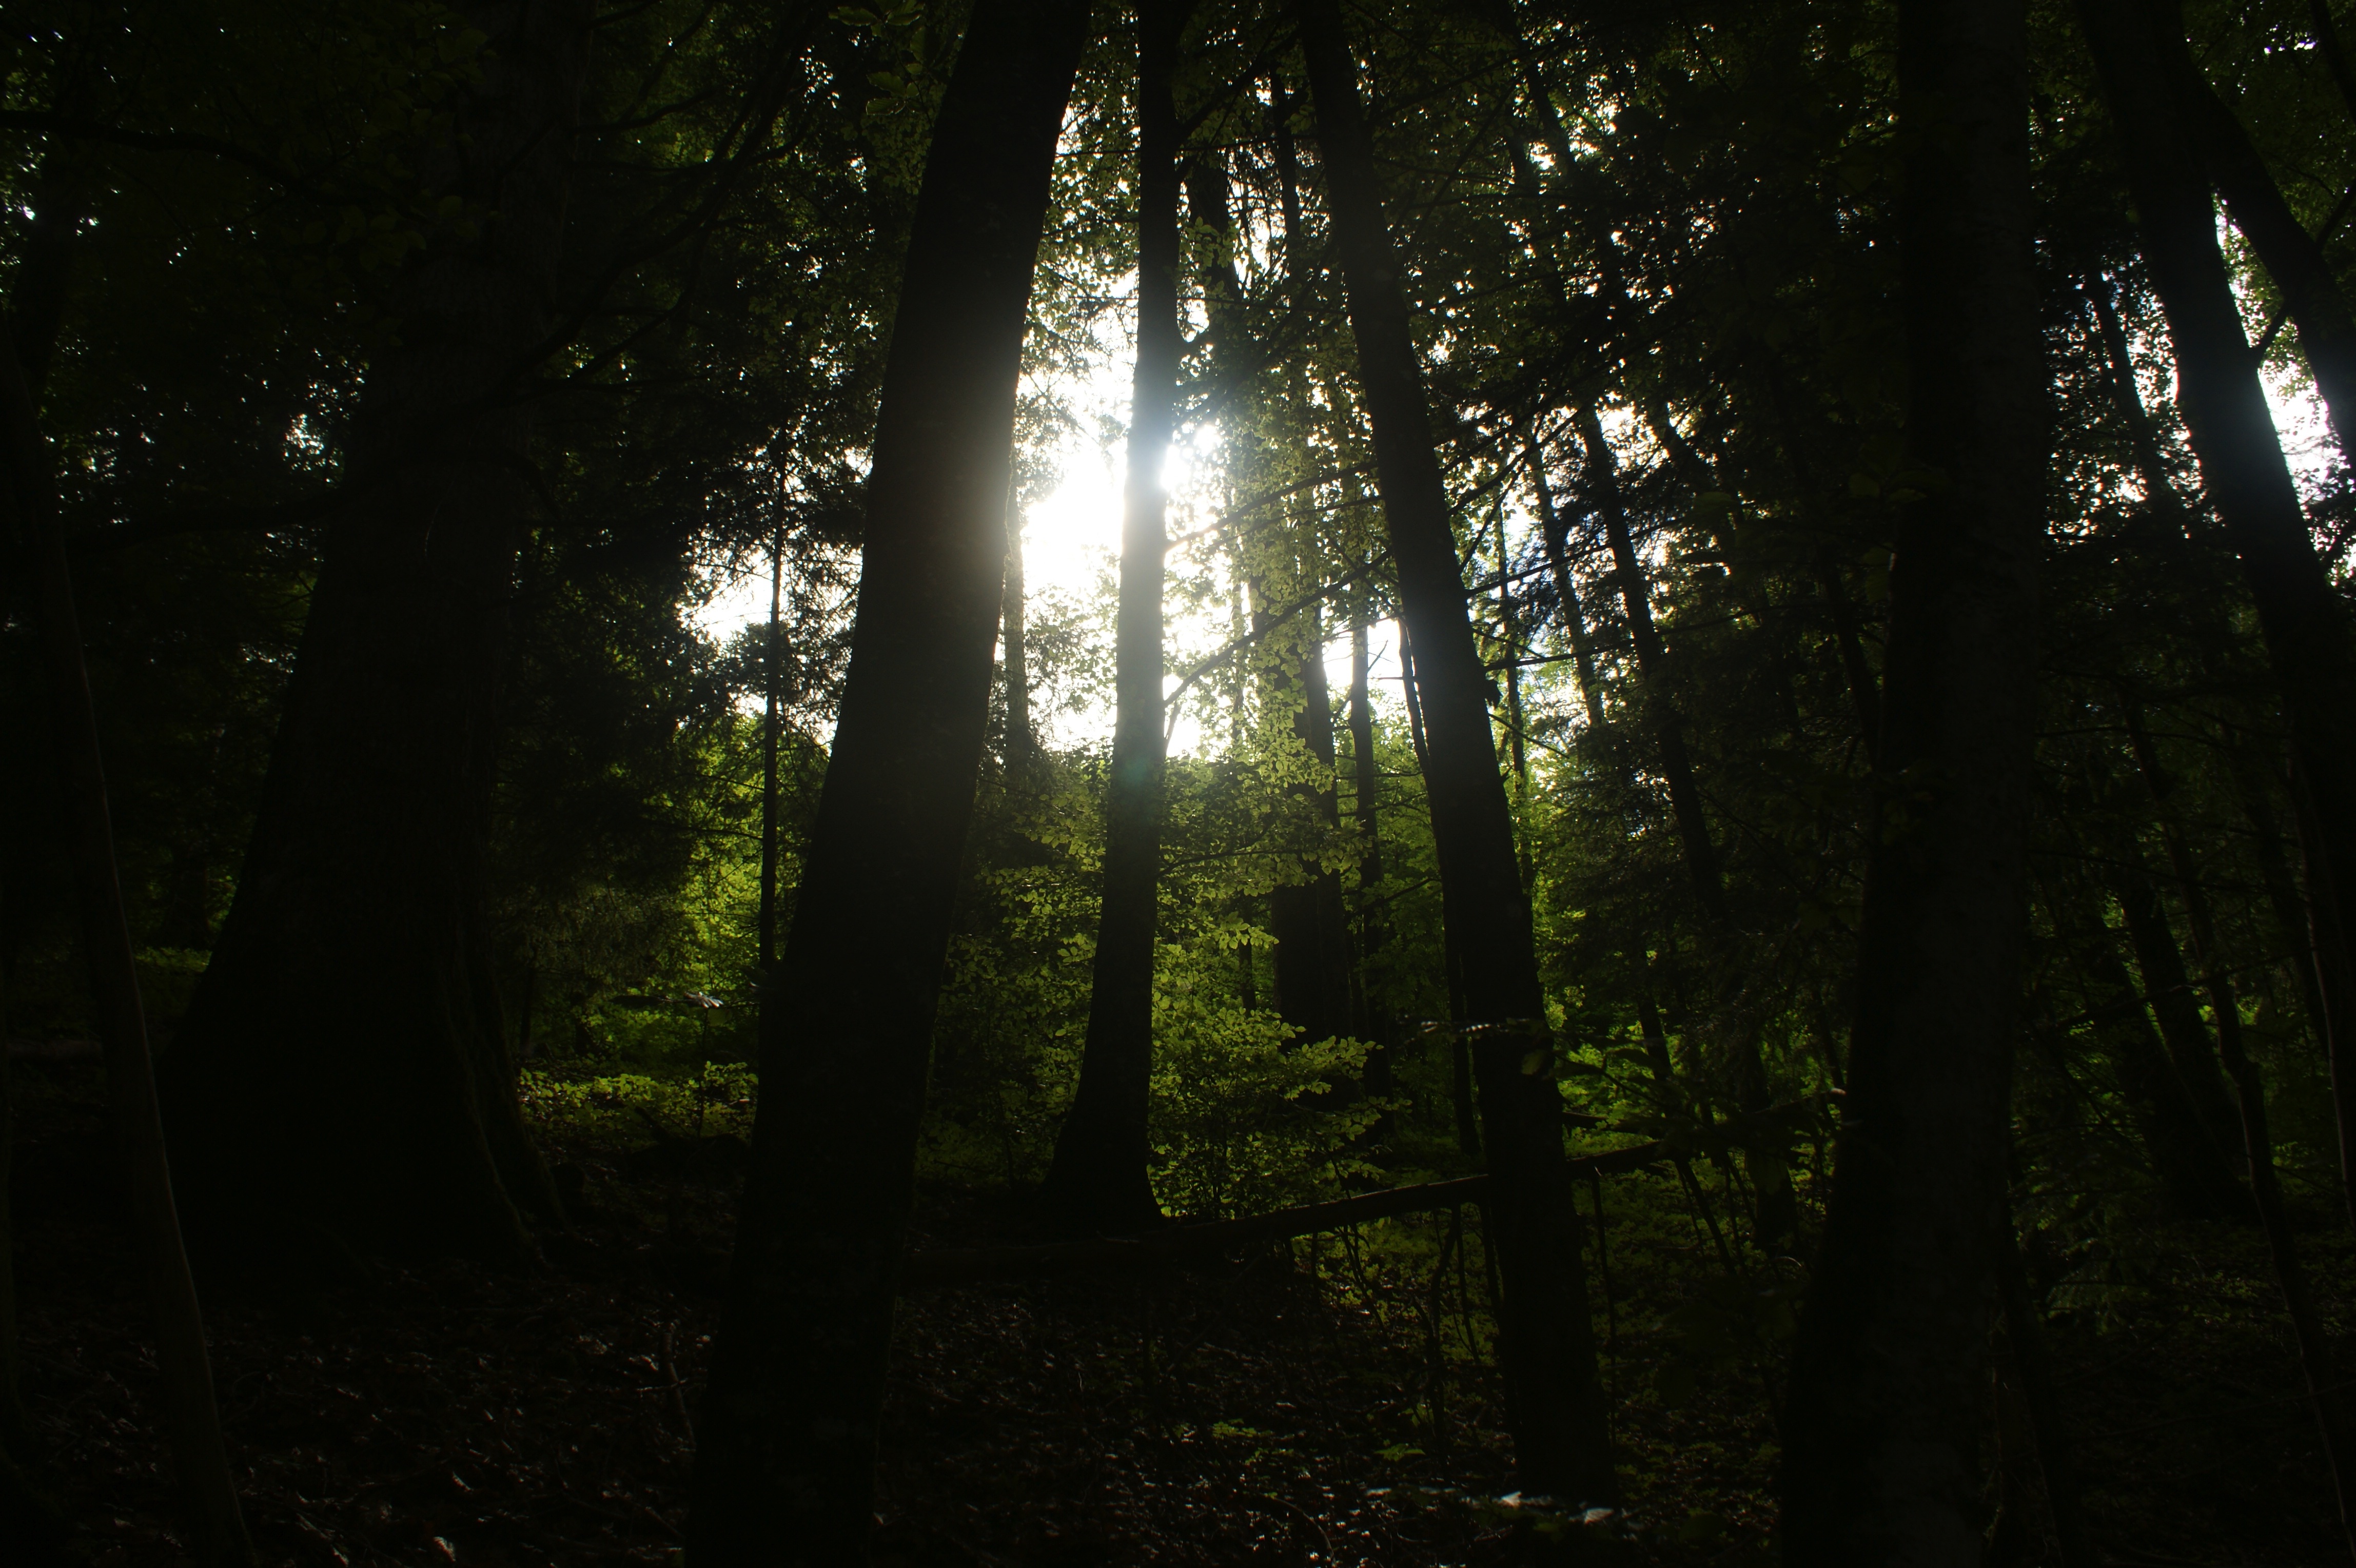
[160, 0, 593, 1262]
[1577, 402, 1796, 1242]
[1265, 594, 1354, 1052]
[760, 524, 786, 974]
[2045, 877, 2248, 1218]
[1002, 472, 1032, 765]
[1298, 0, 1615, 1505]
[1041, 0, 1183, 1237]
[1996, 1220, 2095, 1568]
[684, 2, 1085, 1557]
[1779, 0, 2044, 1557]
[4, 330, 251, 1563]
[2080, 0, 2356, 1250]
[2113, 860, 2248, 1153]
[1525, 426, 1607, 733]
[2148, 0, 2356, 469]
[1347, 597, 1393, 1098]
[2136, 724, 2356, 1544]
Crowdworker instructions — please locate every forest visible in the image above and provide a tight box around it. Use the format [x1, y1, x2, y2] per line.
[4, 0, 2356, 1562]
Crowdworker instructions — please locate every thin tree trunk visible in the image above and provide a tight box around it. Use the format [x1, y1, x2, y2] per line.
[1298, 0, 1615, 1505]
[159, 0, 594, 1260]
[1494, 502, 1528, 794]
[2113, 859, 2248, 1156]
[0, 149, 78, 1485]
[1397, 622, 1467, 1030]
[1780, 0, 2044, 1556]
[1002, 470, 1032, 765]
[1265, 596, 1353, 1051]
[684, 2, 1085, 1557]
[2080, 0, 2356, 1256]
[3, 330, 251, 1565]
[2044, 876, 2248, 1217]
[2214, 923, 2356, 1557]
[1579, 403, 1727, 919]
[2134, 722, 2356, 1544]
[1577, 401, 1796, 1242]
[2312, 0, 2356, 124]
[759, 523, 785, 975]
[1525, 426, 1607, 733]
[1042, 0, 1183, 1236]
[2082, 271, 2188, 523]
[1348, 600, 1394, 1097]
[2149, 0, 2356, 469]
[1996, 1220, 2095, 1568]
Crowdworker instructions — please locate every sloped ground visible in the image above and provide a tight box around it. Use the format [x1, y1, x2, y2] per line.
[7, 1068, 2348, 1566]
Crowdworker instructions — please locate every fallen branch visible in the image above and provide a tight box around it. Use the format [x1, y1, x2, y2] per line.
[900, 1141, 1675, 1290]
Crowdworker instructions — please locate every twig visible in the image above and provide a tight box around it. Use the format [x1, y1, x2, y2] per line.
[659, 1324, 694, 1449]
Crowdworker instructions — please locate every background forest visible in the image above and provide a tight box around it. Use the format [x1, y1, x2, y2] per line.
[5, 0, 2356, 1563]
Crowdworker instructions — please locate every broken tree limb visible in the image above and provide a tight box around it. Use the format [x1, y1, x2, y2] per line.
[901, 1143, 1676, 1291]
[898, 1093, 1845, 1290]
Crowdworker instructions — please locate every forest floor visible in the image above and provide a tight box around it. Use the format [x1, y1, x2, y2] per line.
[9, 1060, 2354, 1567]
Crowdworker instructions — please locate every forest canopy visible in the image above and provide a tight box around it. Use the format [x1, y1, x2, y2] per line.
[6, 0, 2356, 1563]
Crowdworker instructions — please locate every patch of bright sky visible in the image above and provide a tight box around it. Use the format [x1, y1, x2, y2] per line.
[694, 273, 1408, 756]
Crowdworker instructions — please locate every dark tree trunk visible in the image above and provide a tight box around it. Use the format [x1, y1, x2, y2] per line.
[760, 525, 785, 974]
[2112, 861, 2248, 1153]
[2082, 271, 2188, 523]
[2047, 880, 2248, 1217]
[0, 150, 80, 1480]
[1996, 1220, 2095, 1568]
[2312, 0, 2356, 124]
[1199, 130, 1353, 1059]
[1779, 0, 2044, 1556]
[1002, 474, 1032, 765]
[2136, 728, 2356, 1541]
[1577, 402, 1796, 1242]
[1578, 404, 1725, 919]
[1040, 0, 1183, 1237]
[1298, 0, 1615, 1505]
[2080, 0, 2356, 1243]
[1347, 599, 1393, 1097]
[4, 330, 251, 1563]
[159, 0, 593, 1262]
[1525, 427, 1607, 733]
[1265, 596, 1354, 1052]
[2149, 0, 2356, 469]
[684, 3, 1085, 1558]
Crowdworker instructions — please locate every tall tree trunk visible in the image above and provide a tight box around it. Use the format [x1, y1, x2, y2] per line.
[1780, 0, 2044, 1556]
[1525, 426, 1608, 733]
[1347, 599, 1393, 1097]
[2044, 876, 2248, 1218]
[2079, 0, 2356, 1245]
[1197, 134, 1354, 1058]
[1002, 472, 1032, 765]
[2149, 0, 2356, 469]
[1577, 402, 1796, 1243]
[2311, 0, 2356, 124]
[2082, 271, 2189, 524]
[760, 524, 785, 974]
[1298, 0, 1615, 1505]
[0, 147, 80, 1487]
[4, 329, 251, 1561]
[1040, 0, 1182, 1236]
[1578, 404, 1725, 918]
[159, 0, 593, 1261]
[684, 2, 1085, 1558]
[2113, 858, 2248, 1155]
[1995, 1219, 2096, 1568]
[2134, 720, 2356, 1540]
[1265, 594, 1354, 1051]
